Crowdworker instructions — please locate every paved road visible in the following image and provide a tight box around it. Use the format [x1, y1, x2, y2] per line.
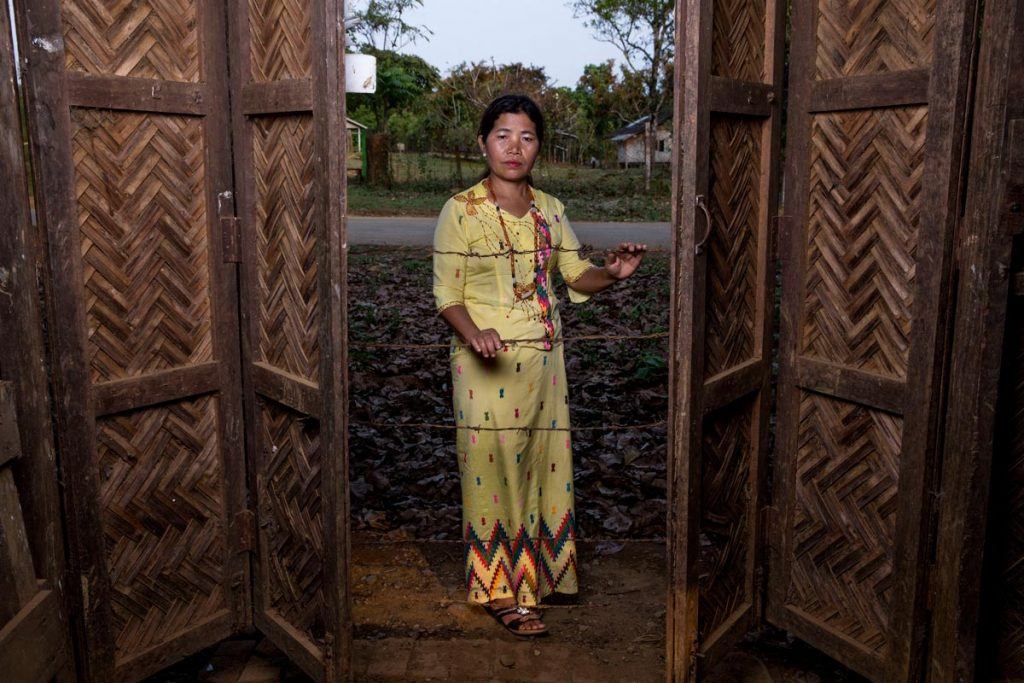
[347, 216, 671, 247]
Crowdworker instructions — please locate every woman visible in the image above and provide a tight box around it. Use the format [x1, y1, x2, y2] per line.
[432, 94, 647, 636]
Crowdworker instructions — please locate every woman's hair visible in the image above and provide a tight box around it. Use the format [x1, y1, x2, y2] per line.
[476, 94, 545, 184]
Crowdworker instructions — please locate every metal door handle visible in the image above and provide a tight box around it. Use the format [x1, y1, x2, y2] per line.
[695, 194, 712, 255]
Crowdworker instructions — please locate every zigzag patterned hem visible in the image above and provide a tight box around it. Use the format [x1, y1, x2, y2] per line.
[463, 511, 579, 606]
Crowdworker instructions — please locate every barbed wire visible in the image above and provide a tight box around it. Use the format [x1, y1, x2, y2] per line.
[362, 244, 672, 259]
[354, 537, 667, 545]
[350, 419, 667, 433]
[351, 331, 669, 350]
[350, 249, 669, 434]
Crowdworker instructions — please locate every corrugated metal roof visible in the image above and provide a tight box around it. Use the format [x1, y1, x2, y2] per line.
[607, 111, 672, 141]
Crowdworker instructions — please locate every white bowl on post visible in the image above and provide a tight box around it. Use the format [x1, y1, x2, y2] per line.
[345, 54, 377, 94]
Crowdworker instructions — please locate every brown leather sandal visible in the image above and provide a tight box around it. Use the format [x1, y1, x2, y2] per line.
[483, 603, 549, 637]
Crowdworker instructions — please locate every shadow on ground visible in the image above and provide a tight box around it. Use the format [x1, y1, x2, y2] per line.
[147, 537, 864, 682]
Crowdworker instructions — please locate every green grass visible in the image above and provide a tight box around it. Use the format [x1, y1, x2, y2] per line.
[348, 185, 450, 217]
[348, 153, 672, 222]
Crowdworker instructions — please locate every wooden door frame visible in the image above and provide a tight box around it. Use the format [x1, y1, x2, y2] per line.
[0, 0, 68, 610]
[930, 0, 1024, 678]
[0, 2, 75, 678]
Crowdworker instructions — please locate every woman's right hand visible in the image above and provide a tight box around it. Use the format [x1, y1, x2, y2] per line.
[468, 328, 503, 359]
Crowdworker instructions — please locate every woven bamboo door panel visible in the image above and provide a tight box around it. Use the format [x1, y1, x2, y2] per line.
[768, 0, 976, 678]
[14, 0, 248, 679]
[666, 0, 783, 677]
[229, 0, 350, 679]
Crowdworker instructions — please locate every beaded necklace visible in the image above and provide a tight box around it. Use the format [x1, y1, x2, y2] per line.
[484, 177, 556, 349]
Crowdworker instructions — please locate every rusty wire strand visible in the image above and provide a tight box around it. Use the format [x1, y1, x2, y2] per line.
[355, 537, 666, 544]
[352, 331, 669, 350]
[350, 419, 667, 433]
[352, 247, 668, 434]
[384, 244, 671, 258]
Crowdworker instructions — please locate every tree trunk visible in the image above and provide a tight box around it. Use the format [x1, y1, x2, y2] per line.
[644, 118, 654, 193]
[454, 145, 464, 186]
[367, 132, 392, 187]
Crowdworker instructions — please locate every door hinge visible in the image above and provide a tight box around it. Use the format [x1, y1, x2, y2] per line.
[221, 216, 241, 263]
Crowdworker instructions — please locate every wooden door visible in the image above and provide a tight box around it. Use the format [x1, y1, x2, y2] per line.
[666, 0, 785, 677]
[15, 0, 249, 679]
[767, 0, 978, 678]
[227, 0, 352, 679]
[0, 7, 75, 678]
[928, 0, 1024, 677]
[0, 0, 71, 623]
[967, 2, 1024, 678]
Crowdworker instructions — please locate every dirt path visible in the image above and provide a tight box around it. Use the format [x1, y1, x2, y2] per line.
[150, 539, 865, 682]
[351, 539, 666, 681]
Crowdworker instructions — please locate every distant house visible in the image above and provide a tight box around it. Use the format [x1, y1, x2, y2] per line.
[346, 116, 367, 178]
[609, 113, 672, 168]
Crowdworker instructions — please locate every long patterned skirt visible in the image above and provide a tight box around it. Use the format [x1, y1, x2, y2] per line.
[450, 340, 579, 606]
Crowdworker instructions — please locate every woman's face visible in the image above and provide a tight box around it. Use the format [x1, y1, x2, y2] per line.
[478, 112, 540, 183]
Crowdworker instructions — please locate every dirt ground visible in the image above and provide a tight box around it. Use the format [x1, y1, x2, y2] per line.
[350, 539, 666, 681]
[148, 538, 864, 682]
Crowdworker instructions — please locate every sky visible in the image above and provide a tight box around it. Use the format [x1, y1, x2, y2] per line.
[397, 0, 624, 87]
[1, 0, 621, 89]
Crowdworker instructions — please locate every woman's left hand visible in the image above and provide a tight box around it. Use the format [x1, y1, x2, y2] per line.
[604, 242, 648, 280]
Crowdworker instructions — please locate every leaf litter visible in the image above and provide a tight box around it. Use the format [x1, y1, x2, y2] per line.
[347, 246, 670, 541]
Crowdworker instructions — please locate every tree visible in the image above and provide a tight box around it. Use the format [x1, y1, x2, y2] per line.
[574, 60, 641, 159]
[346, 0, 434, 185]
[569, 0, 674, 190]
[352, 48, 439, 135]
[347, 0, 431, 52]
[575, 61, 618, 137]
[423, 85, 478, 186]
[425, 61, 585, 177]
[442, 61, 551, 111]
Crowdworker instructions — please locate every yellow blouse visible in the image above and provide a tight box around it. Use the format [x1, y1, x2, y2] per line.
[432, 179, 597, 341]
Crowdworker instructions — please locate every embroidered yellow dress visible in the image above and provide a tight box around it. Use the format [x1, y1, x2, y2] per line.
[432, 179, 596, 606]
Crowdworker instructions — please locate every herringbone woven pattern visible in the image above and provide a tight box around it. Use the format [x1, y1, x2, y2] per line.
[63, 0, 200, 81]
[259, 400, 325, 643]
[253, 115, 320, 382]
[96, 397, 227, 657]
[248, 0, 312, 82]
[699, 397, 754, 640]
[787, 392, 899, 653]
[706, 116, 761, 377]
[815, 0, 935, 79]
[72, 109, 213, 383]
[801, 108, 925, 379]
[994, 300, 1024, 676]
[712, 0, 766, 81]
